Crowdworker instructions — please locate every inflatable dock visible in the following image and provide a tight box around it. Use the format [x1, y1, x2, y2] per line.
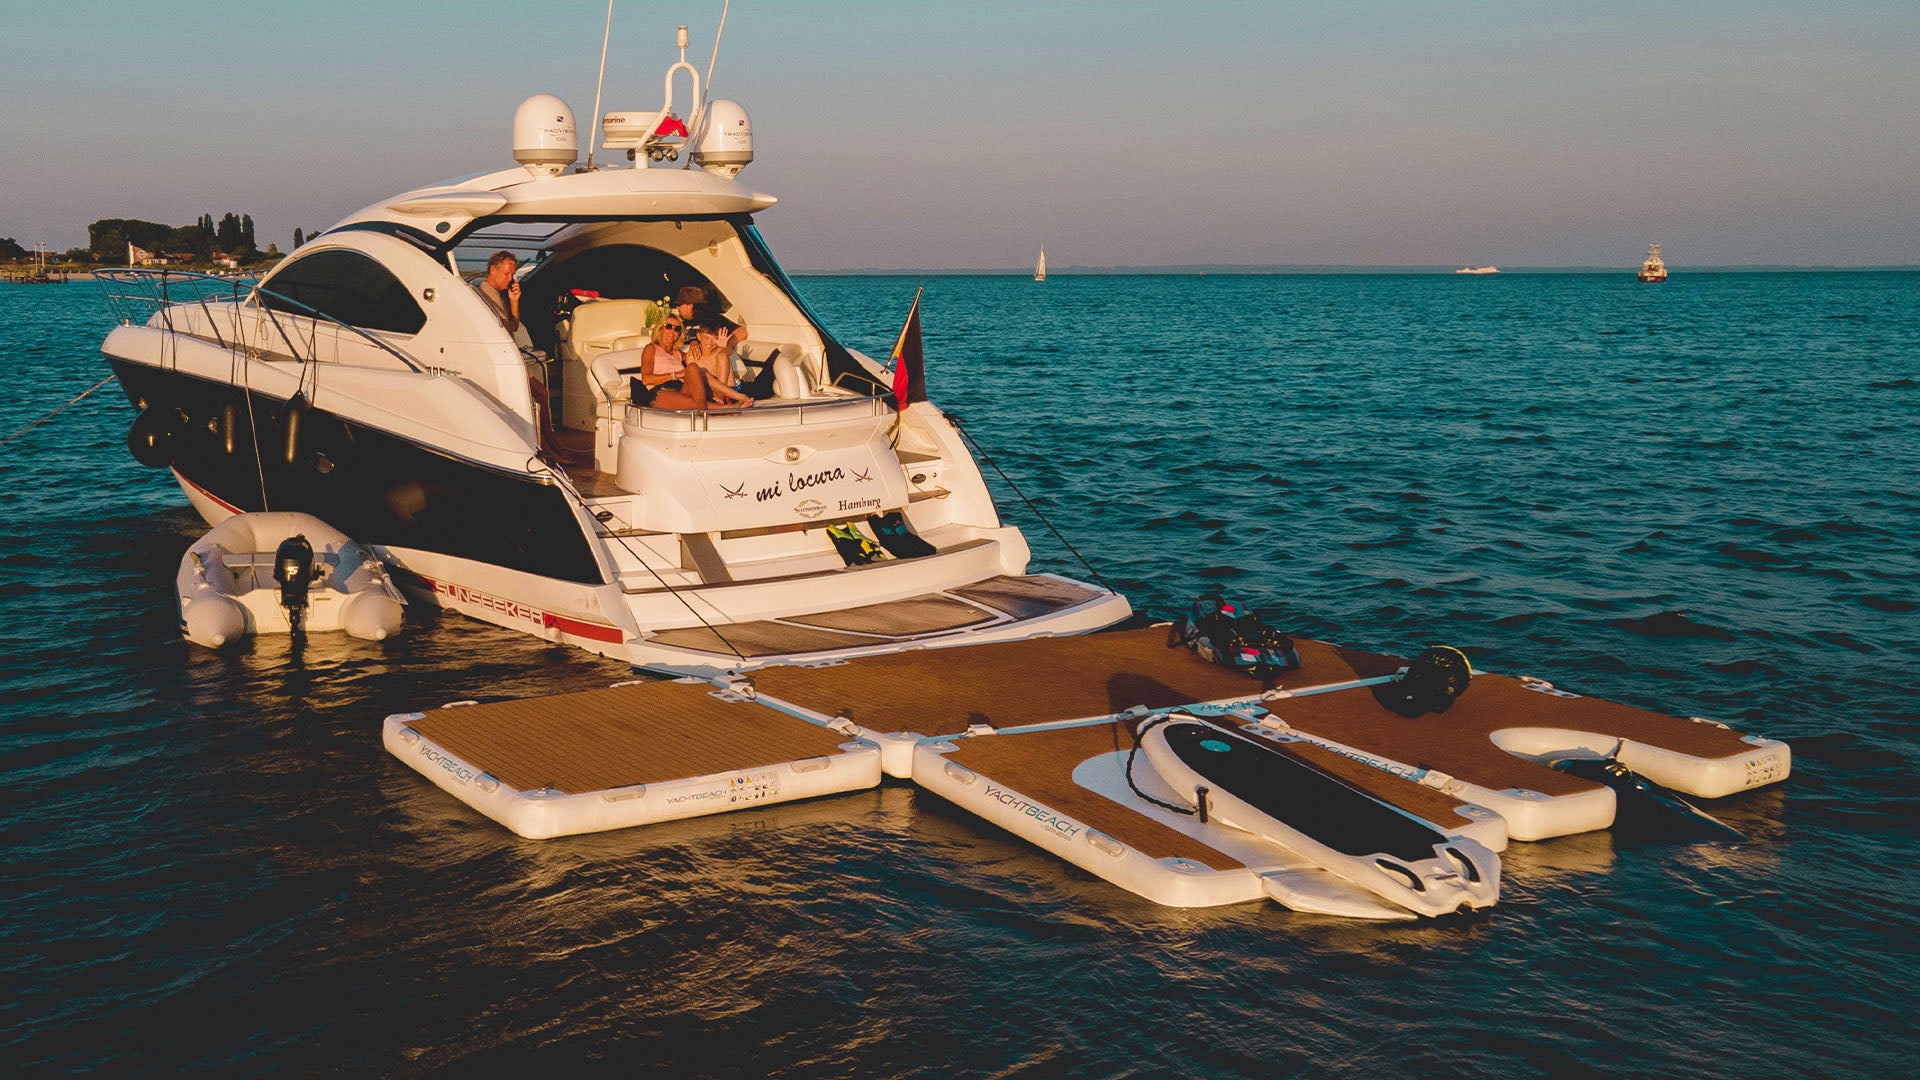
[385, 627, 1790, 919]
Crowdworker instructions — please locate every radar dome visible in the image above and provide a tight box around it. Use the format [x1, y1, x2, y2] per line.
[513, 94, 577, 175]
[691, 99, 753, 179]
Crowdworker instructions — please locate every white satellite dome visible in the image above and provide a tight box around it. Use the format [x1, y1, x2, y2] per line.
[512, 94, 578, 175]
[691, 99, 753, 178]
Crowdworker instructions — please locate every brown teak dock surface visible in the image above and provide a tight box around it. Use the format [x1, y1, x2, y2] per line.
[407, 680, 851, 794]
[750, 626, 1770, 803]
[747, 626, 1403, 732]
[392, 625, 1782, 880]
[1264, 672, 1764, 797]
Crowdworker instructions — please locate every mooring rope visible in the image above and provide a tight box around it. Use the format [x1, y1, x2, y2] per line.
[949, 415, 1117, 594]
[1, 375, 117, 448]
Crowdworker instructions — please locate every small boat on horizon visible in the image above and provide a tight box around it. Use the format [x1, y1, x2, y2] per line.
[1638, 242, 1668, 282]
[1034, 248, 1046, 281]
[1455, 265, 1499, 275]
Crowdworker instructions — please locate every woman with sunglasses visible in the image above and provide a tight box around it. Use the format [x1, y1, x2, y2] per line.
[632, 319, 749, 410]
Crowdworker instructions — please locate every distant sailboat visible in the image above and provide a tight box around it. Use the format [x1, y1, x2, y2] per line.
[1034, 248, 1046, 282]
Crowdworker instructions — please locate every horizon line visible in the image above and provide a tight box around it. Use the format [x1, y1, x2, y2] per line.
[791, 263, 1920, 276]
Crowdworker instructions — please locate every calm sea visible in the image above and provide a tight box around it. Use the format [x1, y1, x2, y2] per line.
[2, 272, 1916, 1077]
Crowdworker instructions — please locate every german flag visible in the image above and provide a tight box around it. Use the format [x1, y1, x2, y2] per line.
[888, 287, 926, 409]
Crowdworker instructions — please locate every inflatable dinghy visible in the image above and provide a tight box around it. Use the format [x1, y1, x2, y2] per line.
[177, 512, 405, 647]
[1139, 714, 1499, 917]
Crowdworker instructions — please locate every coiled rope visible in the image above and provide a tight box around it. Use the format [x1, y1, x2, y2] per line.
[1125, 713, 1201, 817]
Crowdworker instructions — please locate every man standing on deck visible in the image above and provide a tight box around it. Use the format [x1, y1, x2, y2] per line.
[475, 251, 576, 464]
[477, 250, 525, 335]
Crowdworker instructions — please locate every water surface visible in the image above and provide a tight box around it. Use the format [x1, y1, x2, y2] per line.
[2, 272, 1916, 1076]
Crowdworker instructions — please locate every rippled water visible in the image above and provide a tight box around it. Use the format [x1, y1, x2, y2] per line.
[2, 273, 1916, 1076]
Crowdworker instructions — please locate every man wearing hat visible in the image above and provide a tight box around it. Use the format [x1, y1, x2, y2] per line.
[673, 284, 747, 353]
[671, 285, 711, 329]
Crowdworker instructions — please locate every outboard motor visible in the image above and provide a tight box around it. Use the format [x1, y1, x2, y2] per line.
[272, 534, 317, 634]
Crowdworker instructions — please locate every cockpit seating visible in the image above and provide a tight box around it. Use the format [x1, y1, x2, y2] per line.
[557, 298, 663, 438]
[737, 340, 816, 400]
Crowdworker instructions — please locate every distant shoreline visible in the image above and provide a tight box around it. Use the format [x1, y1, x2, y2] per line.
[792, 264, 1920, 276]
[10, 265, 1915, 285]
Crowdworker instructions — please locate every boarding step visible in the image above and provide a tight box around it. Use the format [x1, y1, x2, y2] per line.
[638, 574, 1112, 659]
[616, 535, 1001, 596]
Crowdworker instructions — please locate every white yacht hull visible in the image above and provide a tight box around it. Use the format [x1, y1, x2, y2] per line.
[118, 348, 1128, 674]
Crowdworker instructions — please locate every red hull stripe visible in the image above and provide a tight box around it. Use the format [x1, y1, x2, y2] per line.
[544, 612, 627, 644]
[176, 471, 244, 516]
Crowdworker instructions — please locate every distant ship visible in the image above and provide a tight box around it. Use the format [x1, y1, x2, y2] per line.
[1638, 243, 1667, 282]
[1455, 265, 1499, 275]
[1034, 248, 1046, 282]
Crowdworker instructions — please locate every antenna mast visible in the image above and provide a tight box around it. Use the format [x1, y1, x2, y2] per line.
[585, 0, 615, 170]
[704, 0, 731, 107]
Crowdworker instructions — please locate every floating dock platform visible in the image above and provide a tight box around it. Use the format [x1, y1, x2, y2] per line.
[384, 680, 880, 839]
[384, 627, 1791, 917]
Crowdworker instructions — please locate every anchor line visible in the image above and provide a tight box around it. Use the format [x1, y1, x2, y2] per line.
[948, 415, 1117, 595]
[550, 472, 748, 664]
[1, 374, 116, 448]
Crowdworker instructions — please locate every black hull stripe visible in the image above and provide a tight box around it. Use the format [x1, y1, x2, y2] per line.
[109, 360, 605, 585]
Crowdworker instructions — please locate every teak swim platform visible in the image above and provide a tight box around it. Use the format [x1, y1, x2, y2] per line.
[386, 627, 1792, 919]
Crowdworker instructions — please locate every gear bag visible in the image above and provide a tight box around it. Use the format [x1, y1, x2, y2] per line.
[1175, 595, 1301, 676]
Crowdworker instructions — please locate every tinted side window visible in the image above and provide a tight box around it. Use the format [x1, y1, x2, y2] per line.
[260, 249, 425, 334]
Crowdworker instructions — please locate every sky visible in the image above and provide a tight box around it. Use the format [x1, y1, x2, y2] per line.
[3, 1, 1917, 270]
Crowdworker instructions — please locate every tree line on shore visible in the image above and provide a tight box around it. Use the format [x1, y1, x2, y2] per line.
[3, 212, 304, 267]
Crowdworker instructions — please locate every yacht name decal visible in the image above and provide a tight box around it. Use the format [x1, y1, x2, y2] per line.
[838, 497, 882, 512]
[747, 466, 859, 512]
[789, 466, 846, 491]
[983, 784, 1081, 839]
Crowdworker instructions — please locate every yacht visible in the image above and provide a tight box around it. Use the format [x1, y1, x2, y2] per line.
[1638, 243, 1667, 282]
[100, 30, 1130, 674]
